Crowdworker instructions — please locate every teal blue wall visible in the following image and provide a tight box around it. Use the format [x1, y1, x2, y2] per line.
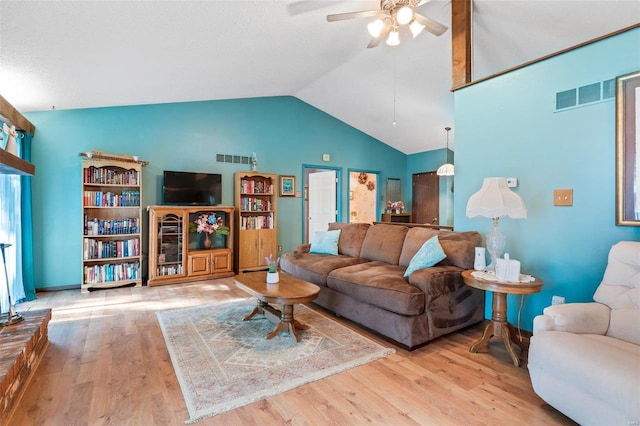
[453, 28, 640, 331]
[26, 96, 406, 289]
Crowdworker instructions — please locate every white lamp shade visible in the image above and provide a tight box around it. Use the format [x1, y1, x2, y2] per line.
[367, 19, 384, 37]
[436, 163, 455, 176]
[409, 20, 425, 37]
[466, 177, 527, 219]
[396, 6, 414, 25]
[386, 30, 400, 46]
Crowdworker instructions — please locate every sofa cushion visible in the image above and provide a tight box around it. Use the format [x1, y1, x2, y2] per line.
[399, 227, 440, 267]
[309, 230, 341, 255]
[328, 222, 371, 257]
[404, 236, 446, 277]
[359, 224, 408, 265]
[327, 261, 424, 315]
[437, 231, 482, 269]
[280, 252, 369, 286]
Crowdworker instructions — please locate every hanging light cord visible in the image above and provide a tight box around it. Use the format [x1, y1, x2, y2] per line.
[392, 50, 397, 126]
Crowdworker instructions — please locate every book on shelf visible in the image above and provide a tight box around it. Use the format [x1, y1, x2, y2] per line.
[240, 178, 273, 194]
[85, 217, 140, 236]
[83, 238, 140, 260]
[83, 261, 140, 284]
[240, 214, 274, 230]
[83, 190, 140, 207]
[84, 166, 140, 185]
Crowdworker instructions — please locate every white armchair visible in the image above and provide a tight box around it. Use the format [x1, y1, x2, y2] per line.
[528, 241, 640, 425]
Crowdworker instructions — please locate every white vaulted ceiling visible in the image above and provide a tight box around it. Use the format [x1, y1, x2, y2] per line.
[1, 0, 638, 154]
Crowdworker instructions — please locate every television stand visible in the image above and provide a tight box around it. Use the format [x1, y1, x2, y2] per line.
[147, 205, 235, 286]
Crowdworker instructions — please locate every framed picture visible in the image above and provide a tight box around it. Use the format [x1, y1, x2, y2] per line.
[616, 70, 640, 226]
[280, 175, 295, 197]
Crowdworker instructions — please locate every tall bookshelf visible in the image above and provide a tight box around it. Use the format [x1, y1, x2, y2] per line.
[234, 171, 277, 273]
[81, 158, 144, 293]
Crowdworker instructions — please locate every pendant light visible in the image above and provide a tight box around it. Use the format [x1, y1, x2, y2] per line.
[436, 127, 454, 176]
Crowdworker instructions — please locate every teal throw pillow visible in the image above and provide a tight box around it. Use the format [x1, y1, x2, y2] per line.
[309, 230, 341, 255]
[404, 235, 446, 277]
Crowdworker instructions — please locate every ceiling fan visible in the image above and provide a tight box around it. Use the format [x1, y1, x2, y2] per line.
[326, 0, 448, 48]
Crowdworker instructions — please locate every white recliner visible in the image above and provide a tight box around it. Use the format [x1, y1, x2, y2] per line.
[528, 241, 640, 425]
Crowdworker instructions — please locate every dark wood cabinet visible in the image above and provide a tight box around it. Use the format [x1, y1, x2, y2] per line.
[381, 213, 412, 223]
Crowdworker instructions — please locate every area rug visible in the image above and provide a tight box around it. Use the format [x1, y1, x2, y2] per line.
[156, 298, 395, 423]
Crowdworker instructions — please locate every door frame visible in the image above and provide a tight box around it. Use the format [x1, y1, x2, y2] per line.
[347, 168, 381, 223]
[302, 164, 342, 243]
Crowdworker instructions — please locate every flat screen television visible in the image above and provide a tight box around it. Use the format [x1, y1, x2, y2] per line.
[163, 170, 222, 206]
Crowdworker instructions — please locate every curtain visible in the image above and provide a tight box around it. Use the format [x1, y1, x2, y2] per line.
[0, 129, 26, 312]
[0, 129, 35, 310]
[19, 132, 36, 302]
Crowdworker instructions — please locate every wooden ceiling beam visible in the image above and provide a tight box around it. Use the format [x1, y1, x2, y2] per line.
[0, 95, 36, 135]
[451, 0, 472, 90]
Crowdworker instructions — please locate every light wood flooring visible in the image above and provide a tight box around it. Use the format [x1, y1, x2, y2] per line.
[7, 278, 576, 425]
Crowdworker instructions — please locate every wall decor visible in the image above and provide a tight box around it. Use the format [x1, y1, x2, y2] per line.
[616, 70, 640, 226]
[280, 175, 295, 197]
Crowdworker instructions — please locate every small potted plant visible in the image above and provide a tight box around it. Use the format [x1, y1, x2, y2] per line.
[265, 253, 280, 284]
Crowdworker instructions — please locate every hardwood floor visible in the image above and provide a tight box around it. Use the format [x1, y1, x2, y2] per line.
[8, 278, 576, 425]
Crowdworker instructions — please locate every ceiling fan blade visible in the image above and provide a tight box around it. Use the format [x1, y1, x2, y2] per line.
[327, 10, 383, 22]
[414, 13, 448, 36]
[287, 1, 342, 16]
[367, 21, 392, 48]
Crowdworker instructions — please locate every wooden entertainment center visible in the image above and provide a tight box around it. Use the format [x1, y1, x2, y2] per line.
[147, 205, 235, 286]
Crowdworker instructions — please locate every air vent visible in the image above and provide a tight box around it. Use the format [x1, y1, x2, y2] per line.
[556, 89, 576, 109]
[578, 83, 601, 104]
[602, 79, 615, 99]
[216, 153, 250, 164]
[556, 77, 616, 112]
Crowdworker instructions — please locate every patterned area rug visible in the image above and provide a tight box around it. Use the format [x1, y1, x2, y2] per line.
[157, 298, 395, 423]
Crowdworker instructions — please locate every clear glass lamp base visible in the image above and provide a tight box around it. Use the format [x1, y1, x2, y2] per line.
[485, 218, 506, 271]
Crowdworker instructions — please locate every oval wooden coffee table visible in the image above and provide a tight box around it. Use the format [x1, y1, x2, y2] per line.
[234, 272, 320, 343]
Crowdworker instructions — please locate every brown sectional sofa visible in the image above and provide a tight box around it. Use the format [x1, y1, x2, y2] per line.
[280, 222, 485, 349]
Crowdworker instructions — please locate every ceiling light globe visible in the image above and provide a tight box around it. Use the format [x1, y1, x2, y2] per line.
[367, 19, 385, 38]
[386, 30, 400, 46]
[409, 20, 425, 37]
[396, 6, 413, 25]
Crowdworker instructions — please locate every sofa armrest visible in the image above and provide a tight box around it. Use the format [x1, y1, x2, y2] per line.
[532, 302, 610, 335]
[407, 265, 463, 296]
[293, 244, 311, 255]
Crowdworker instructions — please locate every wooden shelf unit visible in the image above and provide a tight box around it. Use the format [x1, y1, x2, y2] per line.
[147, 205, 234, 286]
[81, 159, 143, 293]
[234, 172, 277, 274]
[381, 213, 413, 223]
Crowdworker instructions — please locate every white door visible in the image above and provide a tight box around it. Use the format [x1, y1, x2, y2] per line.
[308, 170, 337, 240]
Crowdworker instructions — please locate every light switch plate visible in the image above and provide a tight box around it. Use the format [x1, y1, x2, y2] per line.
[322, 153, 330, 162]
[506, 177, 517, 187]
[554, 189, 573, 206]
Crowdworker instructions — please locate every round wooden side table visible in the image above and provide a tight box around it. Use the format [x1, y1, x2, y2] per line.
[461, 269, 544, 367]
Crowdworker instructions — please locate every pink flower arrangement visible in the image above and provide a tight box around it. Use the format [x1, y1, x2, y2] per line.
[189, 213, 230, 235]
[387, 201, 404, 211]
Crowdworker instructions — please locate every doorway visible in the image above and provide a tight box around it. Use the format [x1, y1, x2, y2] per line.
[348, 170, 379, 223]
[303, 166, 341, 243]
[412, 171, 439, 224]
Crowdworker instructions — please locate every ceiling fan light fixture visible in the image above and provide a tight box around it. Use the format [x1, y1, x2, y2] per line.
[396, 6, 413, 25]
[386, 29, 400, 46]
[409, 20, 425, 38]
[367, 19, 385, 38]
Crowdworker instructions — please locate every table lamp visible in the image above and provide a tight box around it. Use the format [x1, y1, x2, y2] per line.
[466, 177, 527, 271]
